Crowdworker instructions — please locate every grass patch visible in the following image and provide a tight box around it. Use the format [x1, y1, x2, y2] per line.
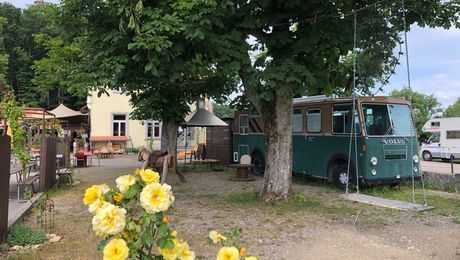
[226, 191, 259, 203]
[362, 184, 460, 218]
[8, 224, 46, 246]
[292, 173, 332, 188]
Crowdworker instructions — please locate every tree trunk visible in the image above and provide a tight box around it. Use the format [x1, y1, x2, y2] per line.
[160, 120, 186, 183]
[260, 89, 293, 200]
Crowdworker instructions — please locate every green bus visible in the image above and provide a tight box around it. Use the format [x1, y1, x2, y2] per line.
[233, 95, 421, 189]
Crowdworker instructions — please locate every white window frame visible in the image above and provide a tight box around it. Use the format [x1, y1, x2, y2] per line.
[239, 114, 249, 135]
[307, 108, 322, 133]
[112, 114, 127, 136]
[292, 108, 303, 132]
[146, 120, 162, 139]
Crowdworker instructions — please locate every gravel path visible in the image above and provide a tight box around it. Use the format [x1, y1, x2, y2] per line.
[4, 154, 459, 260]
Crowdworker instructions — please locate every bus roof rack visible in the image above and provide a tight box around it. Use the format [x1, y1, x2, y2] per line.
[293, 95, 350, 105]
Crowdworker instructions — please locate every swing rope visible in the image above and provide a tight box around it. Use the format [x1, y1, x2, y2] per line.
[401, 0, 428, 206]
[346, 10, 360, 194]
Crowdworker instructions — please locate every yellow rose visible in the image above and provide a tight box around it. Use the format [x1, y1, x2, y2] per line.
[245, 257, 258, 260]
[171, 230, 178, 238]
[176, 240, 195, 260]
[116, 175, 136, 193]
[209, 231, 227, 244]
[84, 185, 103, 205]
[135, 168, 140, 175]
[103, 238, 129, 260]
[92, 203, 127, 237]
[99, 184, 110, 194]
[158, 239, 179, 260]
[216, 247, 239, 260]
[140, 183, 174, 213]
[140, 169, 160, 184]
[113, 193, 123, 203]
[88, 198, 109, 214]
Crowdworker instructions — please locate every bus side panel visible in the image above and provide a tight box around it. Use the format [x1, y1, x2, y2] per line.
[295, 135, 363, 178]
[233, 134, 265, 162]
[292, 135, 306, 173]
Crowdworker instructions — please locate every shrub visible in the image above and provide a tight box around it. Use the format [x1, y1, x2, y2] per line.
[8, 224, 46, 246]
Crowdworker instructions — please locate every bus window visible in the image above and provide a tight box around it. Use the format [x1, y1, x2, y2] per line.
[307, 109, 321, 133]
[332, 105, 360, 134]
[363, 104, 413, 136]
[292, 109, 303, 132]
[239, 114, 249, 134]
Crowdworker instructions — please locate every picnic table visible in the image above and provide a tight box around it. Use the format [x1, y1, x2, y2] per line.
[10, 162, 40, 199]
[190, 159, 220, 171]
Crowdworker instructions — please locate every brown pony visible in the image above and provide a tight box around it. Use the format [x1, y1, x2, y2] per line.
[138, 147, 186, 183]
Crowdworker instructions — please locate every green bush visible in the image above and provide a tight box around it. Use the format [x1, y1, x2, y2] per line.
[8, 224, 46, 246]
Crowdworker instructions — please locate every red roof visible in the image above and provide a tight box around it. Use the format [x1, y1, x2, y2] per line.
[90, 136, 129, 141]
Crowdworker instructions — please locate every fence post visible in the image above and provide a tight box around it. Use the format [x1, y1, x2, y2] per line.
[39, 136, 57, 191]
[0, 135, 11, 243]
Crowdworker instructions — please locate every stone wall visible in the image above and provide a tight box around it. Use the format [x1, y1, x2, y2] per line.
[422, 171, 460, 193]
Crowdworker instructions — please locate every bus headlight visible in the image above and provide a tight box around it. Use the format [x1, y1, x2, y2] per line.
[412, 155, 419, 164]
[370, 157, 378, 166]
[413, 166, 418, 173]
[371, 169, 377, 176]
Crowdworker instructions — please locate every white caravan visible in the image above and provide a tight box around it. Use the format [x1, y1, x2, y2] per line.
[421, 117, 460, 161]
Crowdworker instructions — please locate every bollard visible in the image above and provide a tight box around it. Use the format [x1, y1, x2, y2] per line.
[451, 154, 455, 174]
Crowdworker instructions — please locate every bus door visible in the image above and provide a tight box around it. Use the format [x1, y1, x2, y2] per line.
[304, 108, 324, 176]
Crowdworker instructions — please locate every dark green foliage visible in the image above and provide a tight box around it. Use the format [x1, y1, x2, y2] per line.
[8, 224, 46, 246]
[390, 87, 442, 141]
[444, 98, 460, 118]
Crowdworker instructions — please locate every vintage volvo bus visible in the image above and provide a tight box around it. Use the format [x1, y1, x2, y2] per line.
[233, 95, 421, 189]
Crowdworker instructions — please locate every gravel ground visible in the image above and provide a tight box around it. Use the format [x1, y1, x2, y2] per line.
[3, 154, 460, 260]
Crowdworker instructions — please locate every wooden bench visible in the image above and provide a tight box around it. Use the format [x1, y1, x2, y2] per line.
[57, 168, 75, 186]
[17, 175, 39, 200]
[191, 159, 220, 171]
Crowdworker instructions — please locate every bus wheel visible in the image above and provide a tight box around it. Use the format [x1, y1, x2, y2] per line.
[251, 152, 265, 175]
[333, 164, 354, 191]
[422, 151, 433, 161]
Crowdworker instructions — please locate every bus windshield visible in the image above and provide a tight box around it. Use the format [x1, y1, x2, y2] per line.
[362, 104, 414, 136]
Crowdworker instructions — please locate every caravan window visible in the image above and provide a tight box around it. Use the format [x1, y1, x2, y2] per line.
[431, 121, 440, 127]
[447, 131, 460, 139]
[292, 109, 303, 132]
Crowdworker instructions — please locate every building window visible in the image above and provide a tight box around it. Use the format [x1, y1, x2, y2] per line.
[447, 131, 460, 139]
[431, 121, 440, 127]
[113, 114, 127, 136]
[112, 87, 124, 94]
[239, 114, 249, 134]
[332, 105, 360, 134]
[292, 109, 303, 132]
[147, 120, 161, 138]
[307, 109, 321, 133]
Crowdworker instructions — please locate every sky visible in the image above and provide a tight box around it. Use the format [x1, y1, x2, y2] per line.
[7, 0, 460, 108]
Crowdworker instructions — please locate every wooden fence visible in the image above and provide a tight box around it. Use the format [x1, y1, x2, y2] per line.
[39, 136, 57, 191]
[0, 135, 11, 243]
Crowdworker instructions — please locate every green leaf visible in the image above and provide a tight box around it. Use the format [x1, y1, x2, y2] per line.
[158, 224, 169, 237]
[97, 239, 108, 251]
[141, 231, 153, 247]
[165, 239, 175, 250]
[156, 237, 167, 248]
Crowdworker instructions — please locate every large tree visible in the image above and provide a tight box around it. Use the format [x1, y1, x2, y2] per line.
[214, 0, 460, 200]
[444, 98, 460, 118]
[390, 87, 441, 141]
[60, 0, 237, 155]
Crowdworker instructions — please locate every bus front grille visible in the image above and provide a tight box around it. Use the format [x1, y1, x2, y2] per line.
[385, 154, 406, 160]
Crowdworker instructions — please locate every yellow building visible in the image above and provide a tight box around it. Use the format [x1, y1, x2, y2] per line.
[87, 89, 211, 153]
[87, 89, 162, 153]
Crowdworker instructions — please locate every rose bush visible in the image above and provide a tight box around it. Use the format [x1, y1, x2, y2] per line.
[84, 168, 194, 259]
[84, 168, 258, 259]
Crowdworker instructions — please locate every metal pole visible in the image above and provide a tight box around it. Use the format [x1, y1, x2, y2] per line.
[451, 154, 454, 174]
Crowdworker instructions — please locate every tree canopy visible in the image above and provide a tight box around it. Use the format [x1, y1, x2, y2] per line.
[390, 86, 441, 141]
[444, 98, 460, 118]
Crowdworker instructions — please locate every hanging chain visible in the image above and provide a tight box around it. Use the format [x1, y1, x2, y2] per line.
[346, 10, 358, 194]
[401, 0, 428, 206]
